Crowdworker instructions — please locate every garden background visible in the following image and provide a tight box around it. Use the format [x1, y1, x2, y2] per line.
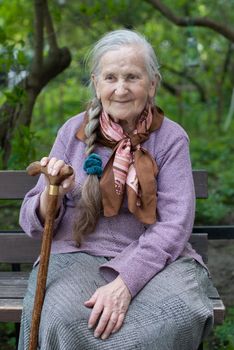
[0, 0, 234, 349]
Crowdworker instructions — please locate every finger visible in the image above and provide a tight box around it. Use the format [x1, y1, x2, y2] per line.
[111, 313, 125, 334]
[88, 300, 103, 329]
[85, 291, 98, 307]
[47, 157, 57, 174]
[50, 159, 65, 176]
[84, 299, 95, 308]
[51, 159, 65, 176]
[94, 308, 112, 338]
[101, 312, 118, 340]
[40, 157, 49, 167]
[62, 173, 75, 189]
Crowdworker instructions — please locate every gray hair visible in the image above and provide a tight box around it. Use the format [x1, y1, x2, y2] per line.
[86, 29, 162, 94]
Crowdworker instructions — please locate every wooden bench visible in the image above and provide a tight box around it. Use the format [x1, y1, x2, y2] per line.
[0, 170, 225, 349]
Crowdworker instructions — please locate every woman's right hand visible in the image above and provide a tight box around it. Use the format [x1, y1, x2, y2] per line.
[38, 157, 75, 223]
[40, 156, 75, 195]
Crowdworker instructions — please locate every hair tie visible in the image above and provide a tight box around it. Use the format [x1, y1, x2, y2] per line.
[83, 153, 103, 178]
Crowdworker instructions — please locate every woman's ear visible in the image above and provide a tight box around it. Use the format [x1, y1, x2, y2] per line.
[148, 77, 158, 99]
[91, 74, 100, 99]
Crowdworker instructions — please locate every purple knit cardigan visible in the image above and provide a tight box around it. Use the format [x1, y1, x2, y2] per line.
[19, 112, 205, 297]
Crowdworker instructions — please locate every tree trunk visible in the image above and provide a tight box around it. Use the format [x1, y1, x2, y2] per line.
[0, 0, 72, 169]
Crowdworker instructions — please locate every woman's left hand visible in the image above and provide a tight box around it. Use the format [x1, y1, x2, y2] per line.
[84, 276, 131, 340]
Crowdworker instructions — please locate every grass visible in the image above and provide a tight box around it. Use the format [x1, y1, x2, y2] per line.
[204, 307, 234, 350]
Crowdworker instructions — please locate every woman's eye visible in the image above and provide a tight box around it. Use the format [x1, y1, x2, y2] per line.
[128, 74, 138, 80]
[105, 75, 115, 81]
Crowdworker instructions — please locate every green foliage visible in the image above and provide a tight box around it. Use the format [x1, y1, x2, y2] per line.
[30, 78, 91, 160]
[0, 322, 16, 349]
[3, 86, 26, 106]
[191, 129, 234, 224]
[8, 125, 39, 169]
[0, 199, 22, 230]
[204, 307, 234, 350]
[0, 148, 4, 170]
[214, 307, 234, 349]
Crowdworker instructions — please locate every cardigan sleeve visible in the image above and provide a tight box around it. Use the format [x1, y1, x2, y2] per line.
[100, 135, 196, 297]
[19, 128, 68, 239]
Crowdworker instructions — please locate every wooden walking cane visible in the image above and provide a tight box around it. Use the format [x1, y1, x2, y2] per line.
[26, 161, 74, 350]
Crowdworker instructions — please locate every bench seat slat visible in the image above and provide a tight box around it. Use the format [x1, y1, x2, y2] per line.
[0, 288, 27, 299]
[0, 295, 224, 324]
[212, 299, 226, 325]
[0, 272, 29, 299]
[207, 283, 221, 299]
[0, 299, 23, 323]
[0, 271, 29, 282]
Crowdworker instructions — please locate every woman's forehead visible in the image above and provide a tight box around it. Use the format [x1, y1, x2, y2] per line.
[99, 46, 147, 73]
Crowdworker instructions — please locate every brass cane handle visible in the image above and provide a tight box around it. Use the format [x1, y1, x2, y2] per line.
[27, 161, 74, 186]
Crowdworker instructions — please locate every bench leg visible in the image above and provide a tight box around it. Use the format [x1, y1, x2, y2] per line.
[15, 323, 20, 349]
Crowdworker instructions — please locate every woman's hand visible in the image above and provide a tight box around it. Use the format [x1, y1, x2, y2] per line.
[38, 157, 75, 222]
[40, 157, 75, 195]
[84, 276, 131, 340]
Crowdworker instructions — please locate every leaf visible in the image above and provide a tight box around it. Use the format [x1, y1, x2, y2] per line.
[0, 26, 6, 43]
[17, 50, 28, 66]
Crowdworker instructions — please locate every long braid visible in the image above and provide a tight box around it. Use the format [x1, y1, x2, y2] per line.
[84, 98, 101, 154]
[73, 98, 102, 245]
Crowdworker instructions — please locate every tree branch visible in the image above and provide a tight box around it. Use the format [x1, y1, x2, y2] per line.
[220, 42, 233, 83]
[32, 0, 45, 73]
[161, 81, 180, 96]
[44, 0, 59, 52]
[162, 65, 207, 102]
[216, 42, 233, 123]
[37, 47, 72, 90]
[146, 0, 234, 42]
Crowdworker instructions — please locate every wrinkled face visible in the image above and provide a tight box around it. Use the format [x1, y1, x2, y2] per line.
[92, 45, 157, 130]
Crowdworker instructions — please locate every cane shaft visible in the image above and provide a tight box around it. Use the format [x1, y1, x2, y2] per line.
[27, 161, 73, 350]
[28, 193, 59, 350]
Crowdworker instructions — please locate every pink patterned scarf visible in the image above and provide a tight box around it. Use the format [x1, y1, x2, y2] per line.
[100, 107, 153, 199]
[75, 105, 164, 224]
[99, 106, 162, 224]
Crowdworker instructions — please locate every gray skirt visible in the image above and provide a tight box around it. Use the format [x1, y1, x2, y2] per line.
[18, 253, 213, 350]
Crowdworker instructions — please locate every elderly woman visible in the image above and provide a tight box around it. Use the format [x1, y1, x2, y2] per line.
[18, 29, 213, 350]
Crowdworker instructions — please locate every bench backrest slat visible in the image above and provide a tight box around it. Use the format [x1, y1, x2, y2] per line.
[0, 232, 41, 263]
[0, 171, 39, 199]
[192, 170, 208, 198]
[0, 170, 208, 199]
[189, 233, 208, 264]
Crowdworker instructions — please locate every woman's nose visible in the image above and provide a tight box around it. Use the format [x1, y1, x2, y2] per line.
[114, 80, 128, 95]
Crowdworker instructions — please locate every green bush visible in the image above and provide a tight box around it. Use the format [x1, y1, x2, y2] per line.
[204, 307, 234, 350]
[191, 130, 234, 225]
[0, 323, 16, 349]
